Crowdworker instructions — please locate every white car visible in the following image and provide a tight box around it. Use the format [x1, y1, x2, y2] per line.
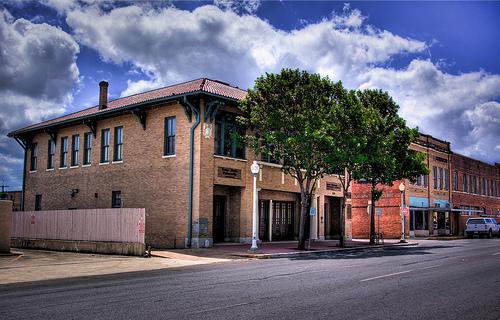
[465, 218, 499, 238]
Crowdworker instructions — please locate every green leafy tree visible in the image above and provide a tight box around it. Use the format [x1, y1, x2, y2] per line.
[323, 89, 367, 247]
[354, 89, 428, 244]
[239, 69, 345, 250]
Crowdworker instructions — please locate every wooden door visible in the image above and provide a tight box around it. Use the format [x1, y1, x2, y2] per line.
[272, 201, 294, 241]
[259, 200, 269, 242]
[213, 196, 225, 242]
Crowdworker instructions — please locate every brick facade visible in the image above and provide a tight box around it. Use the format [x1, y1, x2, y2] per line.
[13, 80, 349, 248]
[351, 181, 407, 239]
[352, 134, 500, 239]
[451, 153, 500, 231]
[352, 134, 454, 239]
[23, 102, 190, 248]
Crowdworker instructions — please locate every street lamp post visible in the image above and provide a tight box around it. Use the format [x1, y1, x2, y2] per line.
[250, 161, 260, 252]
[399, 181, 407, 243]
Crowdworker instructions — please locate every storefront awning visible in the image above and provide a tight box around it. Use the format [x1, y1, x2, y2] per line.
[409, 196, 429, 208]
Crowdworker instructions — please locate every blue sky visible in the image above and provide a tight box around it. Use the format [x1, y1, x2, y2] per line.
[0, 0, 499, 190]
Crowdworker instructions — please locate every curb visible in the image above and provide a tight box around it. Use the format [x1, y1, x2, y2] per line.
[0, 250, 23, 257]
[233, 242, 419, 259]
[424, 236, 465, 241]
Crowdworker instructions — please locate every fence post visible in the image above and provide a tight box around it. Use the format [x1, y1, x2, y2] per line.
[0, 200, 12, 253]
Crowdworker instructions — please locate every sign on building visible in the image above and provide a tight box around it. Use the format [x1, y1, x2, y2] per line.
[217, 167, 242, 179]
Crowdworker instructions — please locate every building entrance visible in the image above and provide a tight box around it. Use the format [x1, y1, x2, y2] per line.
[259, 200, 270, 242]
[432, 211, 450, 236]
[410, 209, 429, 237]
[324, 196, 341, 239]
[259, 200, 295, 241]
[213, 196, 225, 242]
[269, 201, 295, 241]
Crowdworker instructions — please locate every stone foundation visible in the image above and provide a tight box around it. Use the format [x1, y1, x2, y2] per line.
[11, 238, 145, 256]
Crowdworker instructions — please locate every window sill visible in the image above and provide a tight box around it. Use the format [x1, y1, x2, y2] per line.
[70, 165, 79, 169]
[46, 168, 54, 172]
[162, 154, 176, 158]
[112, 160, 123, 164]
[82, 164, 91, 167]
[59, 167, 67, 170]
[29, 170, 37, 174]
[99, 162, 110, 166]
[213, 155, 247, 162]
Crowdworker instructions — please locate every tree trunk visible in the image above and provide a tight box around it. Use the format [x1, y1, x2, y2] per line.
[369, 186, 376, 245]
[339, 198, 346, 248]
[297, 190, 308, 250]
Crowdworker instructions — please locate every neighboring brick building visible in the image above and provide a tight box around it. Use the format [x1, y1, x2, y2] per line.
[8, 79, 350, 248]
[351, 181, 405, 239]
[352, 133, 500, 239]
[352, 134, 453, 239]
[407, 134, 454, 236]
[451, 153, 500, 232]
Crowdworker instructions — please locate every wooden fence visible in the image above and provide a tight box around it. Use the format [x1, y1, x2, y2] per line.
[11, 208, 145, 244]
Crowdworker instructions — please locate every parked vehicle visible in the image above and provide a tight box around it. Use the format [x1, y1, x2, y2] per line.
[465, 218, 500, 238]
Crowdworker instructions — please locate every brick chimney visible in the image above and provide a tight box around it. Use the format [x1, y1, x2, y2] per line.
[99, 81, 108, 110]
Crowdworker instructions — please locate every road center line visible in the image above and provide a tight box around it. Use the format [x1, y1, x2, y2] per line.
[492, 252, 500, 256]
[360, 270, 413, 282]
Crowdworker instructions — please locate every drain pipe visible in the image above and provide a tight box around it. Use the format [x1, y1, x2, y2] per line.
[184, 96, 200, 248]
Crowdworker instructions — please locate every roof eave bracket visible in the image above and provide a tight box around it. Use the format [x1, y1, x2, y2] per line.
[178, 95, 194, 123]
[204, 100, 224, 123]
[45, 129, 58, 143]
[132, 109, 147, 130]
[83, 120, 97, 138]
[13, 136, 30, 150]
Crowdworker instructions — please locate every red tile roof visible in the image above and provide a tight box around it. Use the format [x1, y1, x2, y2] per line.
[11, 78, 247, 135]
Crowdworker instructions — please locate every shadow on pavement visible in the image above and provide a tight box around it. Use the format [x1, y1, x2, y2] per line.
[288, 244, 459, 261]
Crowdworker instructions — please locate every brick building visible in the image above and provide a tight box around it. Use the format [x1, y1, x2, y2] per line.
[8, 79, 350, 248]
[451, 153, 500, 232]
[352, 134, 500, 239]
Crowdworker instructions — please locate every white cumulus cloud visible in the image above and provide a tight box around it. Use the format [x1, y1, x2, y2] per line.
[358, 59, 500, 162]
[0, 9, 79, 189]
[64, 4, 426, 91]
[214, 0, 261, 14]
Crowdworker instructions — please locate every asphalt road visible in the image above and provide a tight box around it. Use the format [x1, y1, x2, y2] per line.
[1, 239, 499, 320]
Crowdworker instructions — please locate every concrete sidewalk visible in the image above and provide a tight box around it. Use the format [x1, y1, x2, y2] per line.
[0, 249, 237, 285]
[152, 239, 419, 260]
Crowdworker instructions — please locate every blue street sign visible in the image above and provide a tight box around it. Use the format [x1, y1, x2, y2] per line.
[310, 207, 317, 216]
